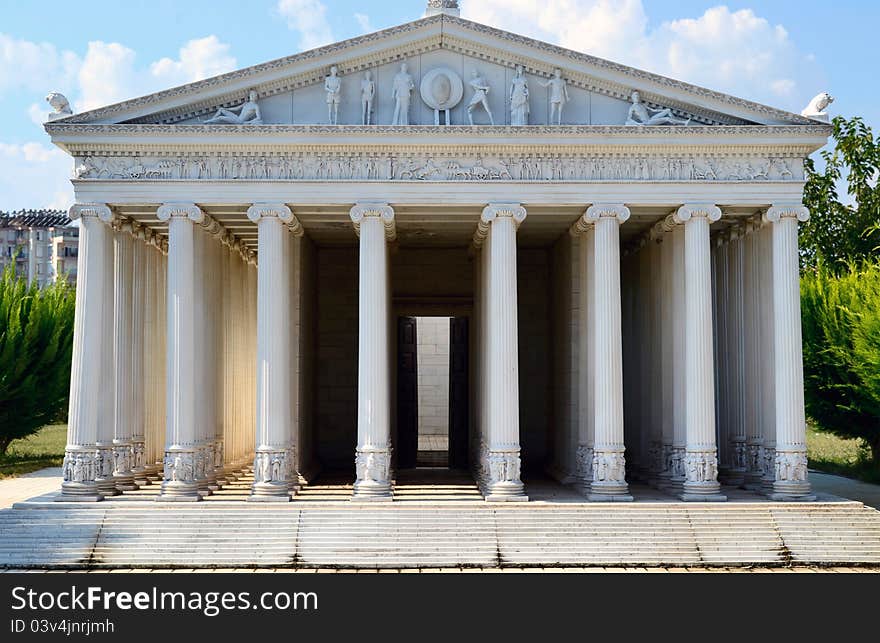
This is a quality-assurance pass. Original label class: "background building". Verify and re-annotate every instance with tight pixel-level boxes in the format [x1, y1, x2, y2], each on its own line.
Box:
[0, 210, 78, 286]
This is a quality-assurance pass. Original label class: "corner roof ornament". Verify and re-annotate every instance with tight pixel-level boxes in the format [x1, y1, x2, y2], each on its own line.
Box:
[425, 1, 460, 17]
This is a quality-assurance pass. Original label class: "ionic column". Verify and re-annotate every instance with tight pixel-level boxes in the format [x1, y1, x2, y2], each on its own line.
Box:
[58, 204, 115, 502]
[111, 219, 137, 491]
[569, 216, 594, 494]
[758, 221, 777, 494]
[665, 217, 687, 493]
[713, 235, 730, 480]
[130, 226, 148, 485]
[725, 225, 747, 485]
[675, 204, 726, 501]
[653, 217, 676, 487]
[742, 219, 764, 489]
[156, 203, 205, 502]
[474, 203, 528, 501]
[350, 203, 395, 501]
[587, 204, 632, 502]
[766, 205, 814, 500]
[247, 204, 303, 501]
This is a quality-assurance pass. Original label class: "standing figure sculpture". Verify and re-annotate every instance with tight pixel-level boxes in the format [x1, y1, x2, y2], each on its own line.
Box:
[391, 62, 415, 125]
[538, 68, 569, 125]
[510, 65, 530, 125]
[204, 90, 262, 125]
[626, 90, 690, 126]
[361, 70, 375, 125]
[466, 70, 494, 125]
[325, 66, 342, 125]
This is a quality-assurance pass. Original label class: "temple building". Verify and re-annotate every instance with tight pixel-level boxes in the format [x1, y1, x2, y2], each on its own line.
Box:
[45, 1, 829, 505]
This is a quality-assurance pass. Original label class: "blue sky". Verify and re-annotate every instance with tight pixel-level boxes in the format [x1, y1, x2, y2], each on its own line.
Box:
[0, 0, 872, 210]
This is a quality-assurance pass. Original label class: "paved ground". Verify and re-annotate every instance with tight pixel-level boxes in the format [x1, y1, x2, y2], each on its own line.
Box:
[0, 467, 62, 509]
[809, 471, 880, 510]
[2, 566, 877, 573]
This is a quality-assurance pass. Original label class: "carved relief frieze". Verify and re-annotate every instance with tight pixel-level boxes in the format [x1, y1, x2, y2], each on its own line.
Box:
[73, 151, 803, 183]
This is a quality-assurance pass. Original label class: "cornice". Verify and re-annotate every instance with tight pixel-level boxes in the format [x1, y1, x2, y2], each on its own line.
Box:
[47, 123, 831, 138]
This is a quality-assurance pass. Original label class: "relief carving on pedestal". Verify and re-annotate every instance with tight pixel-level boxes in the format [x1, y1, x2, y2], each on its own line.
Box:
[355, 450, 390, 483]
[592, 450, 626, 483]
[774, 451, 808, 482]
[684, 450, 719, 483]
[488, 451, 521, 484]
[163, 451, 195, 483]
[62, 451, 98, 483]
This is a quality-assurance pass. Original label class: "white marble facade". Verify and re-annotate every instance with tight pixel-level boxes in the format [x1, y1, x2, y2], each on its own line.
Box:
[49, 5, 827, 503]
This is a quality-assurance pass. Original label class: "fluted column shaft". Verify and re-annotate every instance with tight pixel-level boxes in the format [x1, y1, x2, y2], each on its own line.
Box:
[676, 204, 725, 501]
[350, 204, 395, 500]
[129, 228, 147, 485]
[587, 204, 632, 501]
[713, 238, 729, 477]
[474, 203, 528, 501]
[742, 221, 764, 488]
[767, 205, 814, 500]
[110, 221, 136, 492]
[656, 217, 676, 485]
[156, 203, 205, 501]
[726, 228, 747, 484]
[248, 204, 302, 501]
[570, 219, 595, 493]
[59, 204, 115, 501]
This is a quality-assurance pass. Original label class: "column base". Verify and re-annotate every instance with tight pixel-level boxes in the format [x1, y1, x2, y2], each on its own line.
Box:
[768, 492, 816, 502]
[741, 472, 764, 491]
[352, 480, 393, 501]
[485, 494, 529, 503]
[681, 481, 726, 502]
[96, 479, 120, 497]
[157, 479, 202, 502]
[113, 474, 139, 492]
[249, 481, 292, 502]
[57, 481, 103, 503]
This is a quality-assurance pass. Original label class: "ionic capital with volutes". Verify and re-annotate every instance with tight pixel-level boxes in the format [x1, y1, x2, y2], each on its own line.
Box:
[69, 203, 115, 226]
[674, 203, 722, 224]
[350, 203, 396, 241]
[473, 203, 526, 247]
[586, 203, 631, 223]
[157, 202, 205, 225]
[765, 204, 810, 223]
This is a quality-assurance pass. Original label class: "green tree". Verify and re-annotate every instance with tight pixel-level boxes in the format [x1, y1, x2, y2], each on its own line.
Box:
[0, 262, 75, 455]
[802, 116, 880, 270]
[801, 262, 880, 470]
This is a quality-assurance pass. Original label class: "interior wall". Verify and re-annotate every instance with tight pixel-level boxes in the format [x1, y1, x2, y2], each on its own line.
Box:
[315, 247, 359, 470]
[518, 247, 553, 471]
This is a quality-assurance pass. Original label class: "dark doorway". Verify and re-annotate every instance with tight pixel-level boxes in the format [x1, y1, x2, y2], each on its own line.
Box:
[396, 316, 469, 469]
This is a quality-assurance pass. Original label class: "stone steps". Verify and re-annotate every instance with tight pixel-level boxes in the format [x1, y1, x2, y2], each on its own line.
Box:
[2, 503, 879, 568]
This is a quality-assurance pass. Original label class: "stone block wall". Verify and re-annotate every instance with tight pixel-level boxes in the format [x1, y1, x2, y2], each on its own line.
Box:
[416, 317, 450, 438]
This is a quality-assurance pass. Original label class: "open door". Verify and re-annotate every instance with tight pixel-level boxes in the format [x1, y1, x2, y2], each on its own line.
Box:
[448, 317, 469, 469]
[397, 316, 418, 469]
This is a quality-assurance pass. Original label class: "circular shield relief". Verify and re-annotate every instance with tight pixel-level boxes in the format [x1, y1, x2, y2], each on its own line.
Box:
[420, 67, 464, 110]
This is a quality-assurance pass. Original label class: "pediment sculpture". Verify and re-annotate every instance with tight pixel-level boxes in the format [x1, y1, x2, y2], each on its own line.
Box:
[626, 90, 690, 126]
[467, 69, 494, 125]
[510, 65, 530, 126]
[204, 90, 263, 125]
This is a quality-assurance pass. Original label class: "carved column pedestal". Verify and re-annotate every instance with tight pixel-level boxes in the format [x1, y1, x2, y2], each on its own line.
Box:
[351, 204, 395, 501]
[586, 205, 632, 502]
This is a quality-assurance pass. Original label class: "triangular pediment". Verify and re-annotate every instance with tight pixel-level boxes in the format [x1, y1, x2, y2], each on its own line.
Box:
[54, 14, 814, 128]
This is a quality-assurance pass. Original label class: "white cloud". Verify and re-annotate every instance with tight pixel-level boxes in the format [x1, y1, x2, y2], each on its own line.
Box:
[354, 13, 375, 34]
[463, 1, 822, 111]
[149, 36, 237, 87]
[277, 0, 334, 50]
[0, 142, 73, 211]
[0, 33, 80, 93]
[75, 41, 139, 112]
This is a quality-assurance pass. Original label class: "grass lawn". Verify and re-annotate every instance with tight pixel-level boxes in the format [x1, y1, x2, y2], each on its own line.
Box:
[807, 423, 879, 484]
[0, 424, 67, 479]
